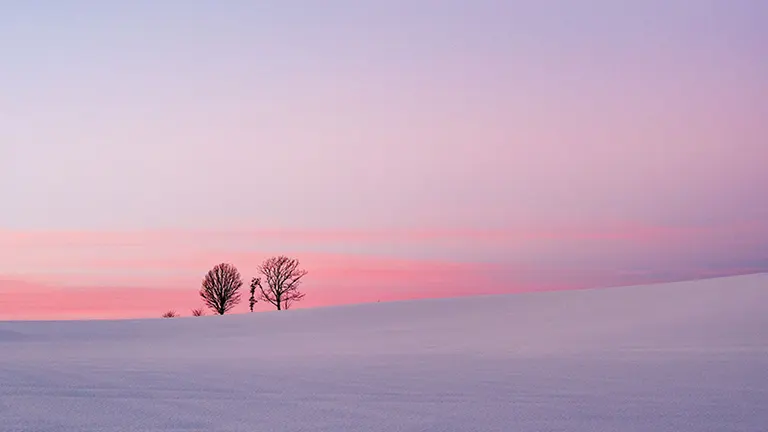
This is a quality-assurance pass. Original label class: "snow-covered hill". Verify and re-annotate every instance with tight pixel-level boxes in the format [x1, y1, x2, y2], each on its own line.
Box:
[1, 274, 767, 431]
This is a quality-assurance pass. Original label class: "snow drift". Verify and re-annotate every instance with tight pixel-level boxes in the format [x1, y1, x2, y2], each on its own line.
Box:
[1, 274, 766, 431]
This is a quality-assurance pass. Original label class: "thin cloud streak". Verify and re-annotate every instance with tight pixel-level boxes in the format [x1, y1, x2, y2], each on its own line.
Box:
[0, 224, 743, 246]
[0, 255, 513, 319]
[5, 222, 767, 262]
[2, 222, 767, 319]
[3, 253, 765, 320]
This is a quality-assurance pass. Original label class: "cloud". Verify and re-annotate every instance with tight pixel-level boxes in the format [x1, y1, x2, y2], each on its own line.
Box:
[2, 222, 766, 319]
[0, 254, 517, 319]
[0, 280, 195, 320]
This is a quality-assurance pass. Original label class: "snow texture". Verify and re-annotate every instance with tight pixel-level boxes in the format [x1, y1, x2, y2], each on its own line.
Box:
[1, 274, 767, 431]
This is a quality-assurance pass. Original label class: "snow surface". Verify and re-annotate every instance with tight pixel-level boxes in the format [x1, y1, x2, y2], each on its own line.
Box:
[1, 274, 767, 431]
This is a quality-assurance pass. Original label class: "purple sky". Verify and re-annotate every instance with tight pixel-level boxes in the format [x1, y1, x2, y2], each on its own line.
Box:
[1, 1, 767, 318]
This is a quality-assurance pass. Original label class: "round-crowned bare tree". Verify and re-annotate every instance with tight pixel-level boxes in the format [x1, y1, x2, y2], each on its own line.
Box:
[200, 263, 243, 315]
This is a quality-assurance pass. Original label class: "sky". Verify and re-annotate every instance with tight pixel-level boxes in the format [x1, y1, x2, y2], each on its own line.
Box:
[1, 1, 767, 319]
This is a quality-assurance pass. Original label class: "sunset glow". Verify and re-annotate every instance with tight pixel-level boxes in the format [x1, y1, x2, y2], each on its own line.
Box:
[2, 1, 767, 319]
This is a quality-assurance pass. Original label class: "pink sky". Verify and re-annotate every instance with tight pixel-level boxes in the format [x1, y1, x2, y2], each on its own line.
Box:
[2, 2, 767, 319]
[2, 223, 767, 319]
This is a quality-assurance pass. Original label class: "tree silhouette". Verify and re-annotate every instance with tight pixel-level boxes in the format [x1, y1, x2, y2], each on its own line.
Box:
[249, 281, 258, 312]
[200, 263, 243, 315]
[251, 256, 308, 310]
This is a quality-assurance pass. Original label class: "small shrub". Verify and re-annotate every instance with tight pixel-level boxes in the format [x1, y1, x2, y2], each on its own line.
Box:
[162, 310, 178, 318]
[191, 307, 205, 317]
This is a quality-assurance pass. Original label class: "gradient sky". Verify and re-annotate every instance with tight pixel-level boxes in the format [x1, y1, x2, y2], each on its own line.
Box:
[2, 1, 767, 319]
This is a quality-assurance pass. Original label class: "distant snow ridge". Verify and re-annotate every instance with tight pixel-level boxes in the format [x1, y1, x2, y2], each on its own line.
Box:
[1, 273, 766, 431]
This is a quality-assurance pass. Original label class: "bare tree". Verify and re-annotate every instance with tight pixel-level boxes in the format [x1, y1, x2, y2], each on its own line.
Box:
[162, 310, 178, 318]
[199, 263, 243, 315]
[191, 307, 205, 317]
[251, 256, 308, 310]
